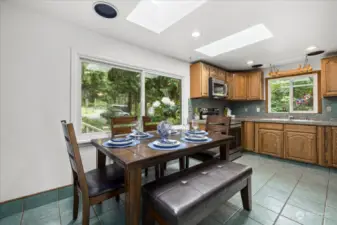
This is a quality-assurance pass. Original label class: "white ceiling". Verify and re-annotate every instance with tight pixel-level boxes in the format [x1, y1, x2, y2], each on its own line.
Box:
[7, 0, 337, 70]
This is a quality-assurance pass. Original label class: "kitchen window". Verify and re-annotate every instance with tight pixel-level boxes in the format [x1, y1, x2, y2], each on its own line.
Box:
[267, 74, 318, 113]
[79, 59, 183, 134]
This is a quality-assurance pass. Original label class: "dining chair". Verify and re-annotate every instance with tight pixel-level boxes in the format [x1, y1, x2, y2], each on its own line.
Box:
[186, 115, 232, 168]
[142, 116, 164, 178]
[111, 116, 156, 178]
[60, 120, 125, 225]
[143, 116, 186, 177]
[111, 116, 138, 136]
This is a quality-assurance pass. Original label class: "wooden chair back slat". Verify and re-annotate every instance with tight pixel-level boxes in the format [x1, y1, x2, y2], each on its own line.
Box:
[205, 116, 231, 135]
[111, 116, 138, 135]
[61, 120, 89, 197]
[142, 116, 158, 132]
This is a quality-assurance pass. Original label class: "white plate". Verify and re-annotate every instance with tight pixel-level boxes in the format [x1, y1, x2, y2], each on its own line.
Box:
[187, 130, 206, 135]
[153, 140, 180, 148]
[129, 133, 148, 138]
[107, 139, 133, 146]
[185, 136, 208, 141]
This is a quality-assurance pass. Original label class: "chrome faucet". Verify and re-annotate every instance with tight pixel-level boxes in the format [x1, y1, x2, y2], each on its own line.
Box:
[288, 114, 294, 120]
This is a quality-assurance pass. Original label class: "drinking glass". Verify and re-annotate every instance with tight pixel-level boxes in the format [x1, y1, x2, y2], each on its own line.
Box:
[191, 119, 198, 131]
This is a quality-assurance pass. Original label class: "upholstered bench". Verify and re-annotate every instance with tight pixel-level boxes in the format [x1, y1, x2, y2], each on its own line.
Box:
[142, 160, 252, 225]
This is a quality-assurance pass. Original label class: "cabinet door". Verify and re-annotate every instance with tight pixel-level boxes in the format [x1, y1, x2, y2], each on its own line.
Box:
[258, 129, 283, 157]
[243, 122, 254, 151]
[201, 64, 210, 96]
[285, 131, 317, 163]
[247, 71, 263, 100]
[209, 66, 219, 79]
[226, 72, 234, 99]
[232, 73, 247, 100]
[332, 127, 337, 167]
[219, 70, 227, 81]
[322, 57, 337, 97]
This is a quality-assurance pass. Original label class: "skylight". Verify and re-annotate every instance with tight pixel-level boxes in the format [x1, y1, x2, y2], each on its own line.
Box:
[126, 0, 207, 34]
[195, 24, 273, 57]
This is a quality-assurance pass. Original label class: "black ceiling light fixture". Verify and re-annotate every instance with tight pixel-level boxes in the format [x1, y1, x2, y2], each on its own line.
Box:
[252, 64, 263, 68]
[94, 1, 118, 19]
[307, 50, 325, 56]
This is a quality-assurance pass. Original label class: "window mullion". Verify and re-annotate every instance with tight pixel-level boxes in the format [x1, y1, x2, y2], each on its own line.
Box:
[140, 71, 145, 118]
[289, 81, 293, 113]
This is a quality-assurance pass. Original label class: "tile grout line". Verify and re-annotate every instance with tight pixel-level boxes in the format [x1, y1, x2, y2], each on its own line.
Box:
[19, 200, 24, 225]
[57, 188, 61, 225]
[271, 172, 304, 225]
[322, 170, 331, 225]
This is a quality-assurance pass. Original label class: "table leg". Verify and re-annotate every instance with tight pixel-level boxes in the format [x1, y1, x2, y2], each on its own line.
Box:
[96, 149, 106, 169]
[220, 142, 230, 161]
[125, 167, 142, 225]
[179, 157, 186, 170]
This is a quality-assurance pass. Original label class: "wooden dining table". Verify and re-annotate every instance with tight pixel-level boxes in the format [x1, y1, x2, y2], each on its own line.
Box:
[91, 131, 234, 225]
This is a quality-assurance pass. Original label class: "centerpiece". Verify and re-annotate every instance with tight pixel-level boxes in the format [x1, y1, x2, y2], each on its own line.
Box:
[148, 97, 178, 140]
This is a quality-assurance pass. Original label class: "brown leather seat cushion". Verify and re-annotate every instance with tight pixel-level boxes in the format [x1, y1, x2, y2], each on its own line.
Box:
[142, 160, 252, 225]
[190, 147, 220, 161]
[85, 164, 124, 197]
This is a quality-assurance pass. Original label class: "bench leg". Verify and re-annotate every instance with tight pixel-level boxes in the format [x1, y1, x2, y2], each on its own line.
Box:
[240, 177, 252, 211]
[142, 199, 155, 225]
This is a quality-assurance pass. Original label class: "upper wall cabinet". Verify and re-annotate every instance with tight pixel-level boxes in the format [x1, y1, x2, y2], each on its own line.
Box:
[232, 73, 247, 100]
[230, 71, 263, 100]
[190, 62, 210, 98]
[247, 71, 264, 100]
[322, 56, 337, 97]
[190, 62, 263, 100]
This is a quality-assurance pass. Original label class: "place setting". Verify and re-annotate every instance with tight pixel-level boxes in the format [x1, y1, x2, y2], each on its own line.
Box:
[148, 120, 187, 151]
[181, 120, 212, 143]
[103, 121, 153, 148]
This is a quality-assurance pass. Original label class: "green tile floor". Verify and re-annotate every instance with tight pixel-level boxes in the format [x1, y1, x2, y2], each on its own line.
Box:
[1, 153, 337, 225]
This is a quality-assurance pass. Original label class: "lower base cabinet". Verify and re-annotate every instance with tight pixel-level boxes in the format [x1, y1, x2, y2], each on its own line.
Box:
[258, 129, 284, 157]
[284, 131, 317, 163]
[331, 127, 337, 167]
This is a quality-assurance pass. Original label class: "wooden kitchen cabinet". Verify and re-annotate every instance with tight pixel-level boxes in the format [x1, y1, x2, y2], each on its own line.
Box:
[258, 129, 284, 157]
[190, 62, 210, 98]
[230, 71, 263, 100]
[232, 73, 247, 100]
[226, 72, 234, 99]
[284, 131, 317, 163]
[209, 66, 219, 79]
[219, 70, 227, 82]
[322, 56, 337, 97]
[247, 71, 263, 100]
[331, 127, 337, 167]
[242, 122, 254, 151]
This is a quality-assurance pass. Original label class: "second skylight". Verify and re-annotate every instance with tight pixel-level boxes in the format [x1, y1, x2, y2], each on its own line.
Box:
[195, 24, 273, 57]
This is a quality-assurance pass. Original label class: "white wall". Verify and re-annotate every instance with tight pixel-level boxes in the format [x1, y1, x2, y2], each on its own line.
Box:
[0, 2, 190, 202]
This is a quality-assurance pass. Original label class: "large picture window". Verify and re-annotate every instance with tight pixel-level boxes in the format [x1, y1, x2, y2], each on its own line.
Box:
[268, 74, 318, 113]
[80, 59, 182, 134]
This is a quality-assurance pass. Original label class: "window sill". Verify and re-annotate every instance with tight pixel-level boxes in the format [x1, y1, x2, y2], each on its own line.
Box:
[77, 132, 109, 147]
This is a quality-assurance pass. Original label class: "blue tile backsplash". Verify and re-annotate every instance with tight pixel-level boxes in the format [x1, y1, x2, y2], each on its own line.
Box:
[230, 97, 337, 120]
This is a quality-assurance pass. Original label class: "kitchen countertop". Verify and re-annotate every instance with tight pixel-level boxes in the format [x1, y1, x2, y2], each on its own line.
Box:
[232, 117, 337, 126]
[191, 117, 337, 126]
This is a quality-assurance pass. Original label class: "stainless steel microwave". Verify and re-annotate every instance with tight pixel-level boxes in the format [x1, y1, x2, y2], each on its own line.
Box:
[209, 77, 228, 98]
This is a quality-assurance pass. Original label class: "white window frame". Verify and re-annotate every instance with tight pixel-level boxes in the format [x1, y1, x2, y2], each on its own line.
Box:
[70, 49, 186, 141]
[268, 74, 318, 113]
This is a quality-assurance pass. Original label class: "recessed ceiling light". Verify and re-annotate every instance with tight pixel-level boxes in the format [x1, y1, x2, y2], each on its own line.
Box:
[195, 24, 273, 57]
[93, 1, 118, 19]
[127, 0, 207, 34]
[192, 31, 201, 38]
[246, 60, 254, 65]
[306, 45, 317, 51]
